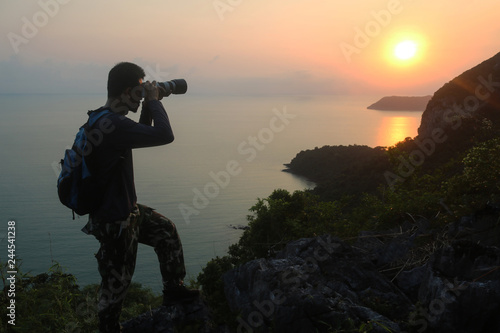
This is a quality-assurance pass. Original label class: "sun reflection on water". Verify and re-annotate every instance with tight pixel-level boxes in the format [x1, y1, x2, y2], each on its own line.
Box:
[377, 115, 421, 147]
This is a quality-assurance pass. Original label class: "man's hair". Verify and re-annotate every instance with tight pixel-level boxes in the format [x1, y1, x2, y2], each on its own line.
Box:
[107, 62, 146, 98]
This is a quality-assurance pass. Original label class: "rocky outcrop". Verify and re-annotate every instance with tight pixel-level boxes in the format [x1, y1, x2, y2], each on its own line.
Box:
[223, 207, 500, 333]
[223, 235, 413, 332]
[408, 242, 500, 333]
[121, 298, 217, 333]
[417, 52, 500, 139]
[118, 206, 500, 332]
[367, 96, 432, 111]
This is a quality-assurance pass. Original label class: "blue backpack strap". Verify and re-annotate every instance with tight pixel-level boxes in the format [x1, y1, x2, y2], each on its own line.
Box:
[88, 108, 112, 128]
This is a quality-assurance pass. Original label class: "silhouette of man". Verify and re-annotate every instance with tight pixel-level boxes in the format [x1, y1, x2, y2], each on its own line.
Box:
[81, 62, 198, 333]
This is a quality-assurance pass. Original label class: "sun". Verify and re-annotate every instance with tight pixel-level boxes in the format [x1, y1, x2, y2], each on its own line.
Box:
[394, 40, 418, 60]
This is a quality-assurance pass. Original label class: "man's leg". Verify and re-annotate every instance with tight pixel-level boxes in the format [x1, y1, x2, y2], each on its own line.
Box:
[136, 204, 186, 284]
[95, 216, 140, 332]
[136, 204, 198, 304]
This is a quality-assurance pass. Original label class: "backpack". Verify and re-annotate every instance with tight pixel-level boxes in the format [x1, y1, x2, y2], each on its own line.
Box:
[57, 109, 112, 219]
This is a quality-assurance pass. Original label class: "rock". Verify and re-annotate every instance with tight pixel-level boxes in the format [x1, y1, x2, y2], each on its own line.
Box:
[395, 265, 428, 302]
[121, 298, 220, 333]
[353, 216, 430, 275]
[223, 216, 500, 332]
[408, 241, 500, 333]
[223, 235, 413, 332]
[446, 205, 500, 246]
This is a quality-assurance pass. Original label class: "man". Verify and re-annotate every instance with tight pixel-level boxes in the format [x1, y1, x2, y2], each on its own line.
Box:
[81, 62, 198, 333]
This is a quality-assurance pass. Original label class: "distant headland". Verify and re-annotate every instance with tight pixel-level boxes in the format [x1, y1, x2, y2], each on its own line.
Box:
[367, 95, 432, 111]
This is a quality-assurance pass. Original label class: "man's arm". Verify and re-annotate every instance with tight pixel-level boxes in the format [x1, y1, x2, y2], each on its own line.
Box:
[139, 81, 169, 126]
[107, 100, 174, 149]
[106, 81, 175, 149]
[138, 103, 152, 126]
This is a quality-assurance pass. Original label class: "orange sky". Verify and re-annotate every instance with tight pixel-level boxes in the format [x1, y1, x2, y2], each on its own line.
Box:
[0, 0, 499, 95]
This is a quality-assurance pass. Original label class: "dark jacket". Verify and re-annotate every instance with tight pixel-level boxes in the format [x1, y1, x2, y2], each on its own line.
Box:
[89, 100, 174, 221]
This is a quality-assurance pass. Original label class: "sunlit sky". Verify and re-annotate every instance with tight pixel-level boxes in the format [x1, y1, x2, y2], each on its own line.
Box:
[1, 0, 499, 95]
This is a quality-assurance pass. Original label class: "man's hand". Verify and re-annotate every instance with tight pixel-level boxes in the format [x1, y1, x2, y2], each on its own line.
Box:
[143, 81, 169, 102]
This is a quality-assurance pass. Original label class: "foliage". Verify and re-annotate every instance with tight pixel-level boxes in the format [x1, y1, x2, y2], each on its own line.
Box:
[443, 137, 500, 217]
[196, 256, 237, 328]
[196, 189, 342, 327]
[0, 261, 161, 332]
[120, 282, 162, 321]
[286, 145, 391, 201]
[229, 189, 341, 262]
[0, 261, 88, 333]
[461, 137, 500, 195]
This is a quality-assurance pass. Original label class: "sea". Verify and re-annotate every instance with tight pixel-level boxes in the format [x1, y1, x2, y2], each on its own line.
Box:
[0, 93, 422, 293]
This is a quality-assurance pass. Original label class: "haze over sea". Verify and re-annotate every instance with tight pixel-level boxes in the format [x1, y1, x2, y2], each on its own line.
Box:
[0, 93, 422, 293]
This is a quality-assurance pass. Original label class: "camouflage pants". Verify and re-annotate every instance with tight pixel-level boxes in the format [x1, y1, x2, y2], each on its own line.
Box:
[91, 204, 186, 332]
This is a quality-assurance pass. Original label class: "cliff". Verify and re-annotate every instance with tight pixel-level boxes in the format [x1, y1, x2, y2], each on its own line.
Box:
[367, 95, 432, 111]
[418, 52, 500, 139]
[224, 210, 500, 332]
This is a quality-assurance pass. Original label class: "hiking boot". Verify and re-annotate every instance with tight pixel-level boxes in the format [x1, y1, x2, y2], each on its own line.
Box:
[163, 284, 200, 306]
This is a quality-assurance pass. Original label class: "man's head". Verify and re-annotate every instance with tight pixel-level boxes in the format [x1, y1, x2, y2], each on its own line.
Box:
[107, 62, 145, 98]
[106, 62, 145, 114]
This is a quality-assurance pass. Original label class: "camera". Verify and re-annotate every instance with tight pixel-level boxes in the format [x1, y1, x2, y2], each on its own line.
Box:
[138, 79, 187, 104]
[157, 79, 188, 95]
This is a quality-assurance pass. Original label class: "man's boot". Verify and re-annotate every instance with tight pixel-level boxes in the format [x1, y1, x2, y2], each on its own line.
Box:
[162, 282, 200, 306]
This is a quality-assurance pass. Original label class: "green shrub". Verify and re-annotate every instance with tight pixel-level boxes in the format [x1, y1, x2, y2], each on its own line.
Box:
[196, 256, 237, 328]
[197, 189, 342, 327]
[0, 261, 161, 332]
[444, 137, 500, 216]
[230, 189, 341, 261]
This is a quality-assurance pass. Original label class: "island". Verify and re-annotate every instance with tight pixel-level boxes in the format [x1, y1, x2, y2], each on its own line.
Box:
[367, 95, 432, 111]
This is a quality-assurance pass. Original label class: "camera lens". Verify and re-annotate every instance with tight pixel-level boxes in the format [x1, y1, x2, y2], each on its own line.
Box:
[160, 79, 188, 95]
